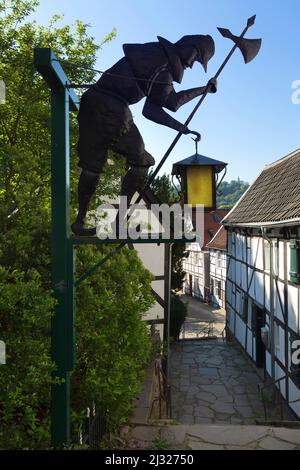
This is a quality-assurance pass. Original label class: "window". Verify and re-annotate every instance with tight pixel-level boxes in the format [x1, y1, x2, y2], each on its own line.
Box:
[216, 251, 222, 268]
[290, 240, 300, 284]
[211, 278, 215, 295]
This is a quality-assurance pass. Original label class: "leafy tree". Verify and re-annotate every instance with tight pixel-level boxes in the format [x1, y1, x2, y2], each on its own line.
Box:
[0, 0, 154, 449]
[217, 179, 249, 208]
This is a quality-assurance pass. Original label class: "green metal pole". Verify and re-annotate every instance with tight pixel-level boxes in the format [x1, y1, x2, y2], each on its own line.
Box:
[34, 48, 79, 449]
[51, 86, 75, 448]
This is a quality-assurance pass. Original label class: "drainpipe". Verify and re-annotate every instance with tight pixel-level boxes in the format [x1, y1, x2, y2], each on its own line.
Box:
[261, 227, 275, 381]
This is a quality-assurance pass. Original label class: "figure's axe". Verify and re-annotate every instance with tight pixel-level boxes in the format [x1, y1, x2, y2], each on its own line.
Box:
[140, 15, 262, 196]
[217, 15, 262, 69]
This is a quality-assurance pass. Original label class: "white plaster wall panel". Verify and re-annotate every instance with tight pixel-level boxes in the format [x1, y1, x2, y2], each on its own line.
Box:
[275, 363, 286, 398]
[265, 351, 272, 377]
[151, 280, 165, 299]
[246, 329, 253, 357]
[236, 261, 242, 288]
[241, 262, 247, 292]
[222, 256, 227, 270]
[286, 245, 291, 278]
[249, 237, 259, 266]
[288, 284, 298, 333]
[226, 281, 232, 306]
[231, 258, 236, 284]
[236, 234, 240, 259]
[274, 280, 285, 323]
[235, 315, 246, 347]
[241, 235, 247, 263]
[236, 234, 243, 261]
[288, 379, 300, 418]
[227, 232, 233, 256]
[275, 323, 285, 366]
[254, 271, 264, 306]
[227, 257, 232, 281]
[189, 242, 201, 252]
[257, 238, 264, 271]
[216, 268, 222, 279]
[144, 302, 164, 320]
[227, 306, 235, 334]
[265, 274, 270, 312]
[278, 241, 285, 280]
[134, 244, 165, 275]
[235, 289, 241, 313]
[248, 268, 255, 298]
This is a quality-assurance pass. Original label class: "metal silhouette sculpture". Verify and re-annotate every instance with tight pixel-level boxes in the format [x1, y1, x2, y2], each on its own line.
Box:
[72, 17, 261, 236]
[71, 34, 217, 236]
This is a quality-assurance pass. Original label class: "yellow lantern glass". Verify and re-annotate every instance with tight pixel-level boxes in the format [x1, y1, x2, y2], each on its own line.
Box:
[186, 165, 213, 207]
[172, 153, 227, 211]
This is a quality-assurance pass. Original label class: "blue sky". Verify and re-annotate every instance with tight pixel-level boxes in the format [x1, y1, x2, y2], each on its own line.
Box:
[31, 0, 300, 184]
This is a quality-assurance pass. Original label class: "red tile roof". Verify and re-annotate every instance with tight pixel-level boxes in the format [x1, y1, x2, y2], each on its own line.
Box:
[206, 226, 227, 251]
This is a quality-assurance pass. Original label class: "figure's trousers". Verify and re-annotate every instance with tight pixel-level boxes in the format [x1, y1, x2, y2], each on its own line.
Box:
[77, 88, 155, 199]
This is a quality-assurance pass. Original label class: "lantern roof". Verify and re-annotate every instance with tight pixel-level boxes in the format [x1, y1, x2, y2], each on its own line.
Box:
[172, 153, 227, 175]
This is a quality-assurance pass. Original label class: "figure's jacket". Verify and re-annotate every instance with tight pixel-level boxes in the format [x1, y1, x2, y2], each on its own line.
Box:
[92, 37, 184, 105]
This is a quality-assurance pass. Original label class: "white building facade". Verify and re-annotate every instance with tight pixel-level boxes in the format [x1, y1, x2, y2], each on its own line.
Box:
[183, 210, 228, 303]
[207, 227, 227, 309]
[223, 149, 300, 418]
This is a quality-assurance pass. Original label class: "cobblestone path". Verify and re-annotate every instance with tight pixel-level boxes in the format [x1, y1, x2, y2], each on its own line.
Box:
[170, 339, 283, 425]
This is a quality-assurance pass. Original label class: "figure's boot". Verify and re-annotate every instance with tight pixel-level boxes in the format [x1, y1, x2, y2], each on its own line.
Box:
[120, 165, 149, 202]
[71, 170, 100, 236]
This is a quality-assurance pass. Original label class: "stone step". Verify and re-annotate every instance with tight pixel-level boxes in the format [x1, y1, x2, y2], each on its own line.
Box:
[120, 423, 300, 450]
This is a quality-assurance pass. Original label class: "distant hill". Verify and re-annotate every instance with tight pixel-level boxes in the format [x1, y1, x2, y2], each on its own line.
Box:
[217, 178, 249, 209]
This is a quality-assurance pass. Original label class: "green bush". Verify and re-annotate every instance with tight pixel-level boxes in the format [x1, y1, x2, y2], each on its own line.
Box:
[169, 295, 187, 340]
[0, 1, 154, 449]
[72, 245, 154, 433]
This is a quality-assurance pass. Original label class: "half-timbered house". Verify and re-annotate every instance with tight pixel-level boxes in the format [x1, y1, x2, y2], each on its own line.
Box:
[223, 148, 300, 418]
[183, 209, 229, 301]
[206, 226, 227, 309]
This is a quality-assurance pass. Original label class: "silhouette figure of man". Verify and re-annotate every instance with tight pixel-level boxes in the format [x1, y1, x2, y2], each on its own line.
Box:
[72, 34, 217, 236]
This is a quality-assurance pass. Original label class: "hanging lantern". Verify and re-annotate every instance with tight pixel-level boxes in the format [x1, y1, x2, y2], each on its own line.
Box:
[172, 139, 227, 211]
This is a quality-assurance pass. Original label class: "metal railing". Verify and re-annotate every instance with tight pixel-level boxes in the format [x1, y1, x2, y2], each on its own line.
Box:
[258, 369, 300, 422]
[180, 320, 216, 340]
[149, 358, 171, 420]
[77, 403, 107, 449]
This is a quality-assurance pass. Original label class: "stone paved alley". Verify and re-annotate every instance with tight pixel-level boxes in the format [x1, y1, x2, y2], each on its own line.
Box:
[170, 339, 282, 425]
[179, 295, 226, 339]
